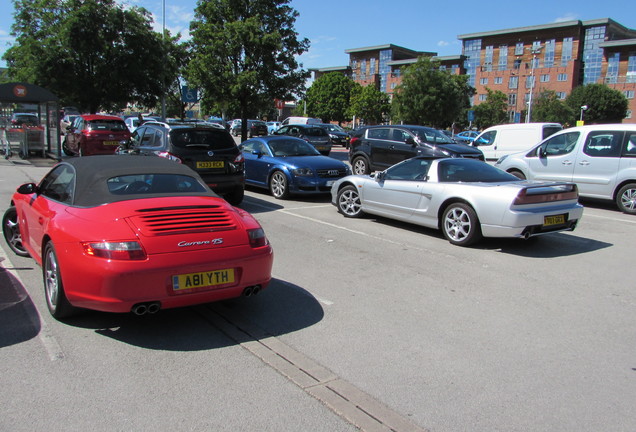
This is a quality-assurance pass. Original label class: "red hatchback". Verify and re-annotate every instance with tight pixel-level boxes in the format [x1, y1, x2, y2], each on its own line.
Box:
[63, 114, 130, 156]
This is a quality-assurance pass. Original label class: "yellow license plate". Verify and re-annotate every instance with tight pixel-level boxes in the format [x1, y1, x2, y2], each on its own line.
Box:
[196, 161, 224, 169]
[103, 141, 119, 146]
[544, 214, 566, 226]
[172, 268, 235, 291]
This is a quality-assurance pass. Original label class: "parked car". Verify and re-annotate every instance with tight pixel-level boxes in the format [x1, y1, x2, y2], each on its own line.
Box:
[273, 124, 332, 155]
[453, 130, 479, 144]
[472, 122, 562, 160]
[348, 124, 484, 175]
[124, 122, 245, 205]
[266, 121, 281, 134]
[495, 124, 636, 214]
[62, 114, 130, 156]
[316, 123, 351, 148]
[332, 157, 583, 246]
[2, 155, 273, 319]
[10, 113, 39, 127]
[124, 116, 156, 133]
[240, 136, 350, 199]
[230, 119, 268, 137]
[281, 116, 322, 125]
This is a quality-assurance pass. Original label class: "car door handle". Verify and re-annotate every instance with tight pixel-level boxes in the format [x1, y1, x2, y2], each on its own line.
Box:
[561, 160, 573, 166]
[578, 160, 590, 166]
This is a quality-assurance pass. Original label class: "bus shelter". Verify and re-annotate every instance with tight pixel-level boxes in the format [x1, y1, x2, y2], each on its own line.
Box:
[0, 82, 60, 160]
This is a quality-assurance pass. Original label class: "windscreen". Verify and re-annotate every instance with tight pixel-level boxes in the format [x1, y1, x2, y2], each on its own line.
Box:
[88, 120, 127, 132]
[172, 129, 236, 150]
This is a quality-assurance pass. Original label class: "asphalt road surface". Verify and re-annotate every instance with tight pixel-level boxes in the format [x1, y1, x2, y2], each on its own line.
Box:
[1, 152, 635, 432]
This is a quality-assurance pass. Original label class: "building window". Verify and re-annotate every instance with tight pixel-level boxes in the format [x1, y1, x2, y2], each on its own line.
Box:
[463, 38, 482, 88]
[513, 59, 521, 69]
[531, 41, 542, 68]
[540, 74, 550, 82]
[391, 82, 397, 90]
[561, 37, 573, 66]
[515, 42, 524, 55]
[484, 45, 494, 72]
[508, 93, 517, 105]
[370, 58, 376, 75]
[544, 39, 555, 68]
[557, 73, 568, 82]
[606, 52, 619, 84]
[480, 78, 488, 85]
[526, 75, 535, 89]
[360, 59, 367, 76]
[627, 110, 633, 119]
[583, 26, 606, 84]
[509, 76, 518, 89]
[498, 45, 508, 71]
[627, 52, 636, 83]
[479, 94, 488, 102]
[494, 77, 503, 84]
[556, 92, 566, 99]
[624, 90, 635, 99]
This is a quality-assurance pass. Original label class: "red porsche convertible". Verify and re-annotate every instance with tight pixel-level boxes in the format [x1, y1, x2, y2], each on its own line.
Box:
[2, 155, 273, 319]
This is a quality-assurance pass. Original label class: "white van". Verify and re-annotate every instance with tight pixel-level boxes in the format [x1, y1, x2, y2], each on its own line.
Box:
[281, 116, 322, 125]
[473, 122, 562, 160]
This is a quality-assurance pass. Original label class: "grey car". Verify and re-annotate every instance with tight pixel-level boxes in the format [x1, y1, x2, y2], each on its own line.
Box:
[332, 157, 583, 246]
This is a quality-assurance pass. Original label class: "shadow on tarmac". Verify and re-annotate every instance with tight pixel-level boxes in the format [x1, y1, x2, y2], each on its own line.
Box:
[0, 259, 41, 349]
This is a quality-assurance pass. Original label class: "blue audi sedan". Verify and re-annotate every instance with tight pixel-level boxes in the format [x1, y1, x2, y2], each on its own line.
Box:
[240, 136, 350, 199]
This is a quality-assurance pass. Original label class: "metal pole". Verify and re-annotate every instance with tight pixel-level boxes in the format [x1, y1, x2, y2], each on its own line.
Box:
[161, 0, 166, 120]
[526, 46, 542, 123]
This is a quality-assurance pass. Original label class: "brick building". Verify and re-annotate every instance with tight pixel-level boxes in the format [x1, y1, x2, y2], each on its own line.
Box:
[312, 18, 636, 124]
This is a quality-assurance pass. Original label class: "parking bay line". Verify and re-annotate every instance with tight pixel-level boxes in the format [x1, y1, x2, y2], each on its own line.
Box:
[197, 302, 429, 432]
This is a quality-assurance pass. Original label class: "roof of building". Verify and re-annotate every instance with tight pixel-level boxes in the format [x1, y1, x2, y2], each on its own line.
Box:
[599, 38, 636, 48]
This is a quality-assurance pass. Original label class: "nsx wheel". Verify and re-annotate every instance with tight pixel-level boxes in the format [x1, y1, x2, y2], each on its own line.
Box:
[441, 203, 482, 246]
[337, 185, 363, 218]
[43, 242, 76, 319]
[616, 183, 636, 215]
[269, 171, 289, 199]
[352, 156, 370, 175]
[2, 206, 29, 257]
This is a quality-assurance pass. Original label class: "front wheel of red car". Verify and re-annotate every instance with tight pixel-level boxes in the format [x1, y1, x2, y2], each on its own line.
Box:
[43, 242, 77, 319]
[2, 206, 30, 257]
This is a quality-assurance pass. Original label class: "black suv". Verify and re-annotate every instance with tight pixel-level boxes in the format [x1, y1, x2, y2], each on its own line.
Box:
[126, 122, 245, 205]
[273, 124, 332, 155]
[349, 125, 485, 174]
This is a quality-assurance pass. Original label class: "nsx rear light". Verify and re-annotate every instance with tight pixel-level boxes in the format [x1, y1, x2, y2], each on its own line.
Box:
[82, 241, 147, 260]
[513, 185, 578, 205]
[247, 228, 268, 248]
[155, 151, 182, 163]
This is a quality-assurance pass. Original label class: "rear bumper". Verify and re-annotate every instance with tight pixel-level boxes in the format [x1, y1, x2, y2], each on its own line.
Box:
[481, 203, 584, 239]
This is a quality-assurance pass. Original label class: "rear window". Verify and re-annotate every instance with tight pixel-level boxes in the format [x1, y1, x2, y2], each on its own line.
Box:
[88, 120, 127, 132]
[171, 129, 236, 150]
[303, 127, 328, 136]
[107, 174, 207, 195]
[438, 159, 518, 183]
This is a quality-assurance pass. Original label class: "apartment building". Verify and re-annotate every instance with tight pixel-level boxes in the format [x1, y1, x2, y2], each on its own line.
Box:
[312, 18, 636, 124]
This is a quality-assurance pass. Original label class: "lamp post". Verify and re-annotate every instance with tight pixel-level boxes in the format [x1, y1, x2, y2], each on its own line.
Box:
[161, 0, 166, 120]
[526, 45, 543, 123]
[580, 105, 588, 123]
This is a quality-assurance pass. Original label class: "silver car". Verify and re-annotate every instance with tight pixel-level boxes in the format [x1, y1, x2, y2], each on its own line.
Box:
[332, 157, 583, 246]
[495, 124, 636, 214]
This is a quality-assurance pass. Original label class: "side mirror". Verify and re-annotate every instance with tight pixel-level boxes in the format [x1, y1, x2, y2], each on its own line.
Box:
[405, 137, 416, 146]
[538, 147, 547, 158]
[375, 171, 386, 182]
[252, 150, 263, 158]
[17, 183, 37, 194]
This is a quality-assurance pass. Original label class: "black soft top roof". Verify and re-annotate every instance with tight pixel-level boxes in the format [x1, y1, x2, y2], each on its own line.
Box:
[57, 155, 216, 207]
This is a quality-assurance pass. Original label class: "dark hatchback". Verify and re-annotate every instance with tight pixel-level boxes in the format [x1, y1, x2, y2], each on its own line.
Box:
[125, 122, 245, 205]
[273, 124, 332, 155]
[348, 124, 485, 175]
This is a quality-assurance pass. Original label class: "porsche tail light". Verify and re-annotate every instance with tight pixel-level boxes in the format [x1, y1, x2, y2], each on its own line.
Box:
[82, 241, 147, 260]
[247, 228, 268, 248]
[155, 151, 182, 163]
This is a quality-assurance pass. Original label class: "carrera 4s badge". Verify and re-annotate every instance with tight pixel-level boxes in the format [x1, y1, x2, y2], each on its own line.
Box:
[177, 238, 224, 247]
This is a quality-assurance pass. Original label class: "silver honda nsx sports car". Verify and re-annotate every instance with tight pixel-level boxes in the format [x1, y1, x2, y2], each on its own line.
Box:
[331, 157, 583, 246]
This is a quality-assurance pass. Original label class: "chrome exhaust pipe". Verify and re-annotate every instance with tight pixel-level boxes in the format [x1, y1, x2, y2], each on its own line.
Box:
[243, 286, 253, 297]
[251, 286, 260, 296]
[147, 302, 161, 314]
[132, 303, 148, 315]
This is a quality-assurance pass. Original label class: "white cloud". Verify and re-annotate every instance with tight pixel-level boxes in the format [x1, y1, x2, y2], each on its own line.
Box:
[554, 13, 579, 23]
[437, 40, 450, 47]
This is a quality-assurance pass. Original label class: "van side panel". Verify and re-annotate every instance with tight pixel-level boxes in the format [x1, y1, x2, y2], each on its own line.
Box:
[475, 123, 562, 160]
[282, 117, 322, 125]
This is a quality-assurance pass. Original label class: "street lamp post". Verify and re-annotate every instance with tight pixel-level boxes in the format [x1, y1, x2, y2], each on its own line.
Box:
[580, 105, 588, 123]
[526, 45, 543, 123]
[161, 0, 166, 120]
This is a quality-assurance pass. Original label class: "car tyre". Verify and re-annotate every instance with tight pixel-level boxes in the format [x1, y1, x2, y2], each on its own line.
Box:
[352, 156, 370, 175]
[337, 185, 363, 218]
[508, 169, 526, 180]
[62, 138, 74, 156]
[616, 183, 636, 215]
[43, 242, 77, 319]
[441, 203, 482, 246]
[269, 171, 289, 199]
[225, 187, 244, 206]
[2, 206, 30, 257]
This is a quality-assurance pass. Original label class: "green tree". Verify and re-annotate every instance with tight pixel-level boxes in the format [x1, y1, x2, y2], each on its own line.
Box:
[473, 88, 508, 129]
[348, 83, 390, 125]
[305, 72, 356, 124]
[566, 83, 628, 124]
[531, 90, 575, 125]
[187, 0, 309, 140]
[4, 0, 177, 113]
[392, 57, 473, 128]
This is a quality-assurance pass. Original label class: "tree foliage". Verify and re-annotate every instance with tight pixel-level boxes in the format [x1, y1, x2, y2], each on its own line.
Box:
[392, 57, 473, 128]
[531, 91, 575, 125]
[4, 0, 178, 113]
[305, 72, 355, 124]
[187, 0, 309, 140]
[348, 83, 390, 125]
[565, 83, 628, 124]
[473, 88, 508, 129]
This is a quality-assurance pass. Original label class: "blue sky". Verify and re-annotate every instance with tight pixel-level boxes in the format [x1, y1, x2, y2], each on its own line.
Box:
[0, 0, 634, 70]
